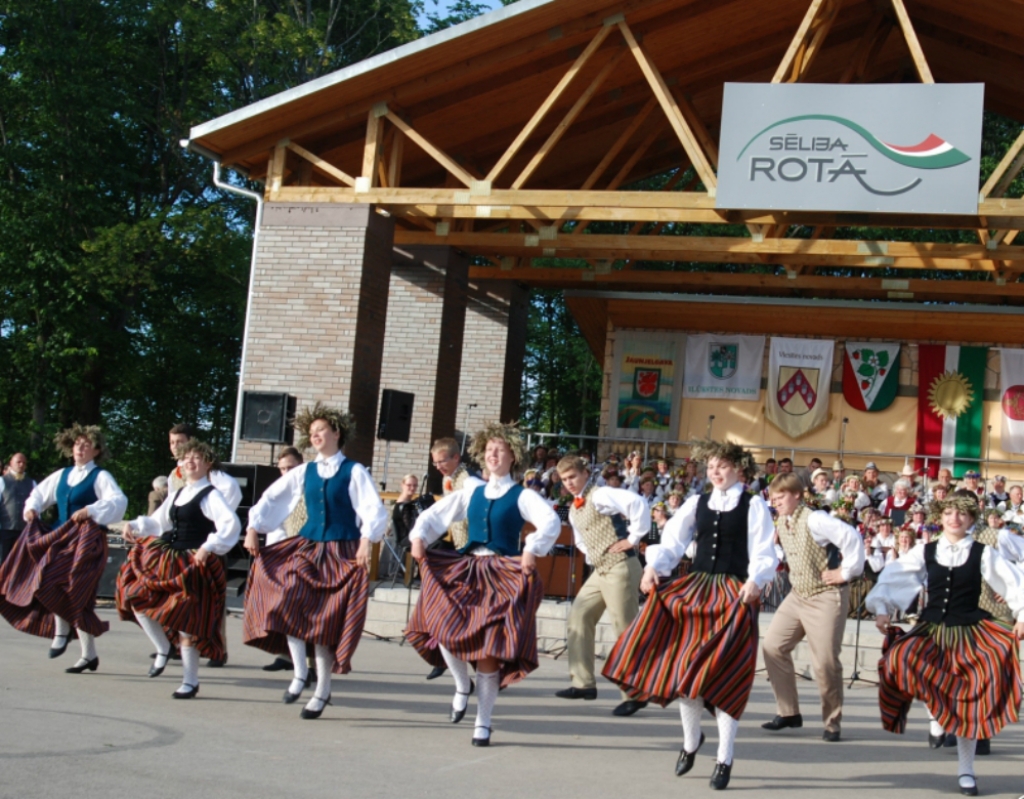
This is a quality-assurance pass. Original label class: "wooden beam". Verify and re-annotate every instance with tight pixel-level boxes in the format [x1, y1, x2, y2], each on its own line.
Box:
[670, 89, 719, 167]
[775, 0, 844, 83]
[580, 97, 658, 191]
[267, 141, 288, 197]
[361, 107, 384, 187]
[285, 141, 356, 187]
[512, 48, 627, 190]
[773, 0, 828, 82]
[486, 22, 614, 184]
[616, 19, 718, 195]
[387, 130, 404, 189]
[980, 128, 1024, 200]
[889, 0, 934, 83]
[383, 109, 475, 188]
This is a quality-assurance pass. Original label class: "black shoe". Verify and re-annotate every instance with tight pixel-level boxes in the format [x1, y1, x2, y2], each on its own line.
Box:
[426, 666, 447, 680]
[471, 726, 491, 747]
[206, 657, 227, 668]
[675, 732, 705, 776]
[710, 761, 732, 790]
[450, 680, 475, 723]
[613, 700, 649, 717]
[263, 657, 293, 672]
[48, 636, 69, 659]
[148, 652, 170, 679]
[976, 738, 990, 756]
[944, 733, 958, 747]
[958, 775, 978, 796]
[172, 684, 199, 699]
[822, 729, 841, 742]
[304, 670, 317, 689]
[65, 657, 99, 674]
[283, 681, 305, 704]
[928, 732, 947, 749]
[555, 686, 597, 700]
[300, 694, 331, 720]
[762, 713, 803, 731]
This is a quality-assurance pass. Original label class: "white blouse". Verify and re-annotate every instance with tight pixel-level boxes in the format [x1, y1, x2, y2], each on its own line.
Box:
[132, 478, 241, 555]
[24, 461, 127, 526]
[777, 509, 865, 583]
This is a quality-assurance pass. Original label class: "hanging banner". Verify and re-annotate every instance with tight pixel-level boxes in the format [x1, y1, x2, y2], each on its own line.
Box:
[610, 332, 686, 441]
[915, 345, 987, 478]
[683, 334, 764, 401]
[842, 342, 900, 411]
[999, 348, 1024, 454]
[765, 337, 835, 439]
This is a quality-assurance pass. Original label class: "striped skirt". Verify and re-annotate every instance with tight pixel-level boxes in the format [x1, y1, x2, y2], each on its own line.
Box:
[879, 620, 1022, 740]
[0, 518, 109, 639]
[115, 538, 227, 660]
[405, 549, 544, 688]
[602, 571, 758, 719]
[243, 537, 367, 675]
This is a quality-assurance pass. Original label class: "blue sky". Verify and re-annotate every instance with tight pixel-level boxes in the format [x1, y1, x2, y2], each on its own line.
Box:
[416, 1, 506, 27]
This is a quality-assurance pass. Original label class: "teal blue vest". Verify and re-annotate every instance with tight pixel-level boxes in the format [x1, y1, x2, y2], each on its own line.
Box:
[55, 467, 101, 526]
[461, 484, 526, 556]
[298, 460, 360, 542]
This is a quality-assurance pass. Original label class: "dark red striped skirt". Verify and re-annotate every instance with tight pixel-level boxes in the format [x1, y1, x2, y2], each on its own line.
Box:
[0, 518, 109, 639]
[115, 538, 227, 660]
[405, 549, 544, 688]
[879, 620, 1022, 740]
[243, 537, 367, 675]
[602, 571, 758, 719]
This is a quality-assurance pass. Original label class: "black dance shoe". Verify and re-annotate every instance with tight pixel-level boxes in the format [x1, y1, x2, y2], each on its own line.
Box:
[283, 683, 305, 704]
[761, 713, 802, 731]
[263, 657, 293, 672]
[675, 732, 705, 777]
[148, 664, 166, 678]
[426, 666, 447, 680]
[48, 637, 69, 659]
[304, 669, 317, 689]
[300, 694, 332, 720]
[150, 647, 181, 660]
[928, 732, 947, 749]
[206, 656, 227, 668]
[613, 700, 649, 717]
[709, 762, 732, 790]
[450, 680, 475, 723]
[976, 738, 991, 756]
[172, 684, 199, 699]
[471, 726, 491, 747]
[555, 686, 597, 700]
[66, 657, 99, 674]
[958, 775, 978, 796]
[822, 729, 841, 743]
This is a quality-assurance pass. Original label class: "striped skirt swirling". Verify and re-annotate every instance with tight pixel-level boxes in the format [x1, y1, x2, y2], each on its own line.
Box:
[116, 538, 227, 660]
[879, 620, 1022, 740]
[601, 571, 758, 719]
[242, 537, 367, 675]
[0, 518, 109, 639]
[404, 549, 544, 688]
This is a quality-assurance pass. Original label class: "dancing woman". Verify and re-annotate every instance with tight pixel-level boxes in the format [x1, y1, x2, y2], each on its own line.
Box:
[603, 440, 777, 790]
[117, 440, 240, 698]
[243, 403, 387, 719]
[868, 494, 1024, 797]
[0, 425, 127, 673]
[405, 422, 560, 747]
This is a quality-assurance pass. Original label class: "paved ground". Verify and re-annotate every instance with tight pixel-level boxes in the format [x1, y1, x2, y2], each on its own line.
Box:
[1, 609, 1022, 799]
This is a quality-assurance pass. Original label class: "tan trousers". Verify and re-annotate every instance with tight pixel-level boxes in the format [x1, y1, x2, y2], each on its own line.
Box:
[568, 556, 643, 700]
[762, 584, 850, 732]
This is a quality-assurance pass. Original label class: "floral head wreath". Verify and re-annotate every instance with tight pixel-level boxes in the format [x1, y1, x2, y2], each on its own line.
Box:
[176, 439, 221, 471]
[929, 494, 981, 524]
[688, 438, 757, 482]
[293, 402, 355, 450]
[468, 421, 527, 469]
[53, 424, 110, 464]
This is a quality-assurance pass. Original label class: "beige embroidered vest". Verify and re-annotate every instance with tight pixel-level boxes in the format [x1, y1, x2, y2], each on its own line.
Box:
[568, 484, 629, 575]
[972, 526, 1013, 622]
[776, 505, 833, 598]
[283, 497, 308, 539]
[446, 465, 472, 550]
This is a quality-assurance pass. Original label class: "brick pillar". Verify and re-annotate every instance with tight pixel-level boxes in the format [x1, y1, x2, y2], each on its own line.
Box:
[235, 203, 394, 467]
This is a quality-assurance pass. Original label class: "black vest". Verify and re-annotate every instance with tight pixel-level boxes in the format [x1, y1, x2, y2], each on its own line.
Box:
[692, 491, 751, 581]
[920, 540, 990, 626]
[164, 486, 216, 551]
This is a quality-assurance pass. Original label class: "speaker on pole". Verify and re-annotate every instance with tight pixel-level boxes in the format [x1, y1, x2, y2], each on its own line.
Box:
[240, 391, 295, 444]
[378, 390, 414, 442]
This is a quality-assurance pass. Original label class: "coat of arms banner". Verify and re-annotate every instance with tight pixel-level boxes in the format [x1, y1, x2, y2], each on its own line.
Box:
[765, 337, 835, 439]
[610, 332, 686, 441]
[683, 334, 764, 401]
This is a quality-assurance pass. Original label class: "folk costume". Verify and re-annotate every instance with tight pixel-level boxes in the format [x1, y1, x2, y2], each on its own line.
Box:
[603, 449, 777, 789]
[559, 481, 649, 713]
[0, 455, 126, 672]
[866, 498, 1024, 797]
[244, 449, 388, 718]
[116, 477, 240, 698]
[406, 445, 560, 747]
[761, 503, 865, 738]
[442, 464, 484, 551]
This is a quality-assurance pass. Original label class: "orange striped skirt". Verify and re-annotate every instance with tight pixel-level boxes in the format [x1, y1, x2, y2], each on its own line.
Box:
[242, 537, 367, 675]
[602, 571, 758, 719]
[116, 538, 227, 660]
[0, 518, 109, 639]
[879, 621, 1022, 739]
[405, 549, 544, 688]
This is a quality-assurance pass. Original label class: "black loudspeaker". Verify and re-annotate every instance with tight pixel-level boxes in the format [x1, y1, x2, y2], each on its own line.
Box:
[218, 462, 281, 509]
[240, 392, 295, 444]
[378, 389, 415, 442]
[96, 542, 129, 599]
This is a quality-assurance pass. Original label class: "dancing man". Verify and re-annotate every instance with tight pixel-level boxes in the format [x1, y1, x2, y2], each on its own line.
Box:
[243, 403, 387, 719]
[554, 455, 650, 717]
[761, 473, 865, 742]
[0, 425, 127, 673]
[603, 440, 777, 790]
[406, 422, 560, 747]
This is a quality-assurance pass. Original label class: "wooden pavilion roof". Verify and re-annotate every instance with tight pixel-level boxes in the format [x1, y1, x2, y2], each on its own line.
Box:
[188, 0, 1024, 306]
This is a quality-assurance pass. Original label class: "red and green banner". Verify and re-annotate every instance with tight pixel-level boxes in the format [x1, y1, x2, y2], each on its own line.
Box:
[843, 342, 899, 411]
[915, 345, 987, 478]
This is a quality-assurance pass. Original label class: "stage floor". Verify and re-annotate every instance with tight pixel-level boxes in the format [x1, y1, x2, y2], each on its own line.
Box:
[0, 608, 1021, 798]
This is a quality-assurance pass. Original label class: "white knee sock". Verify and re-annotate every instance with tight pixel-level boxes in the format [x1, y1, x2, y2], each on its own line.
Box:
[440, 646, 471, 712]
[287, 636, 309, 695]
[678, 697, 704, 753]
[179, 644, 199, 691]
[135, 612, 170, 667]
[77, 630, 97, 661]
[474, 671, 500, 739]
[303, 645, 333, 713]
[957, 736, 977, 778]
[715, 708, 739, 766]
[53, 616, 71, 648]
